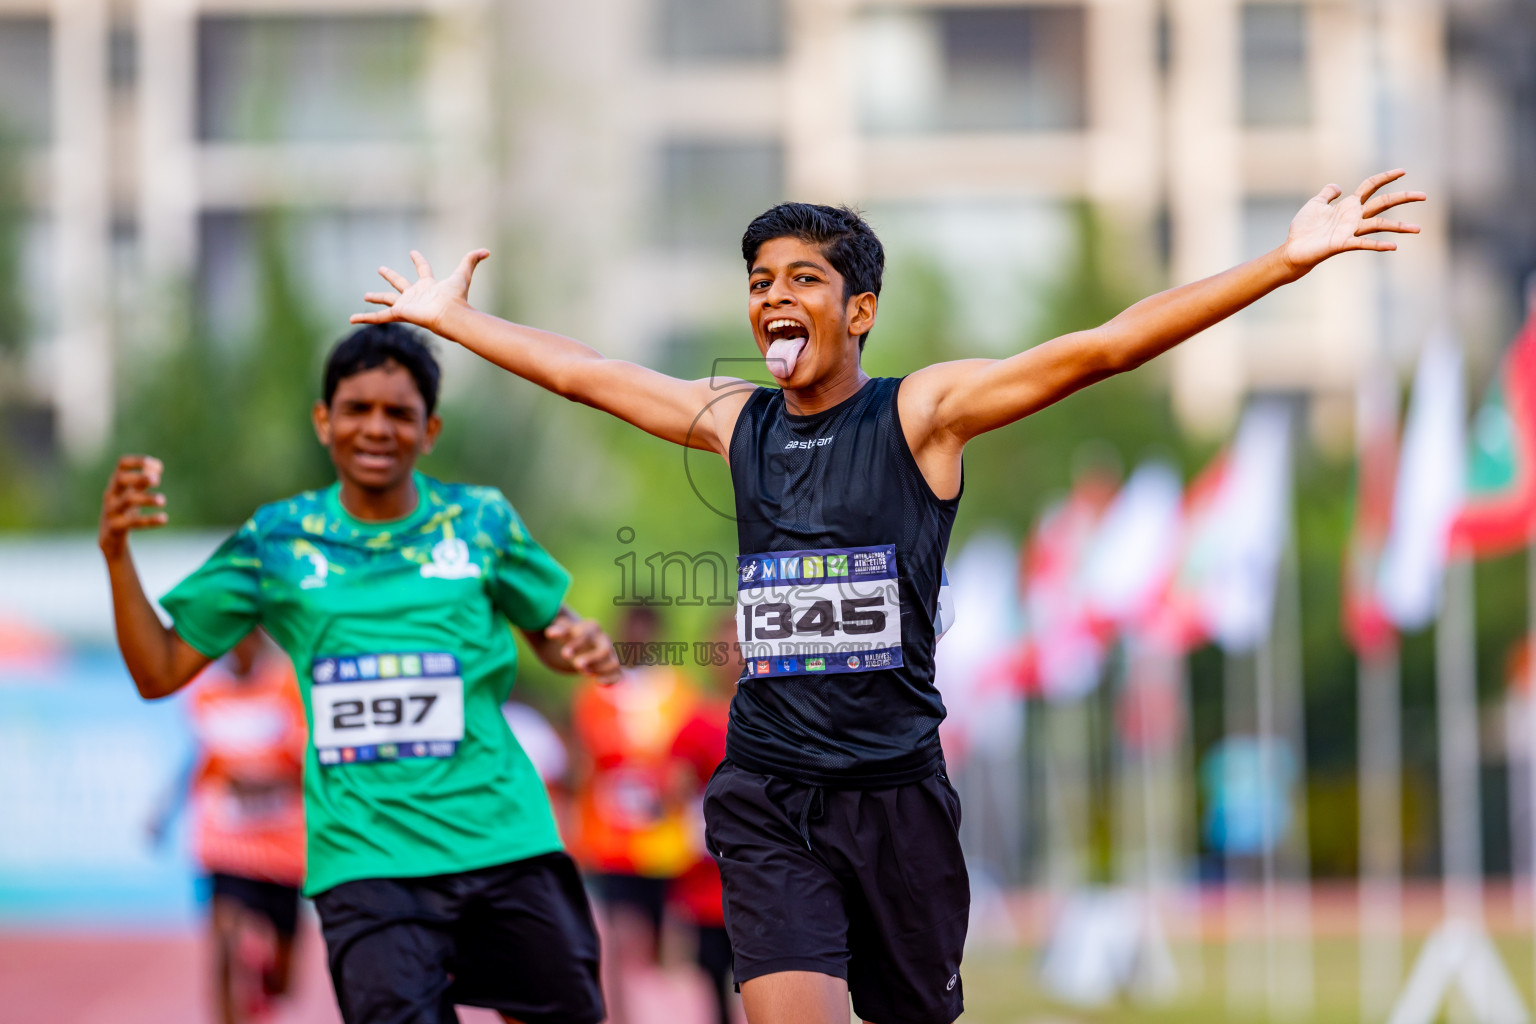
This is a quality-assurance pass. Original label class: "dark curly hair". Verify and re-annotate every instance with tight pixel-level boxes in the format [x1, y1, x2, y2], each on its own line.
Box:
[322, 323, 440, 415]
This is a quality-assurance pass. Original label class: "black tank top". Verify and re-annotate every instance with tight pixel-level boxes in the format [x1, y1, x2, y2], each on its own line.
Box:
[725, 376, 961, 787]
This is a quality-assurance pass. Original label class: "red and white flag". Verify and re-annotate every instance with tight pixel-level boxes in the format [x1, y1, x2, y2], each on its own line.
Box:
[1343, 361, 1400, 656]
[1205, 402, 1295, 653]
[1449, 309, 1536, 557]
[1020, 473, 1116, 701]
[1146, 450, 1231, 652]
[1377, 335, 1466, 630]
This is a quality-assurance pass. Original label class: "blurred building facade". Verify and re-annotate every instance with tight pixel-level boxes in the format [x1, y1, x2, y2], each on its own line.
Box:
[1, 0, 1531, 459]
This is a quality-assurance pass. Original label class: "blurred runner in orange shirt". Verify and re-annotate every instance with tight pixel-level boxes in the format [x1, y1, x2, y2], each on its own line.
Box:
[669, 613, 739, 1024]
[171, 630, 307, 1024]
[570, 607, 695, 1024]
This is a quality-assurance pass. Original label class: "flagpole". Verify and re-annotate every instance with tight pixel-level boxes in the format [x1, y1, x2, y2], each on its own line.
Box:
[1225, 649, 1260, 1014]
[1438, 554, 1484, 926]
[1524, 280, 1536, 1011]
[1256, 591, 1280, 1019]
[1360, 0, 1405, 1013]
[1359, 638, 1404, 1022]
[1274, 510, 1314, 1021]
[1527, 535, 1536, 1003]
[1177, 649, 1206, 995]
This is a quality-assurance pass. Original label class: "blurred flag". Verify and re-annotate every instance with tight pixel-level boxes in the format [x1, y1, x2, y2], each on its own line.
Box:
[936, 533, 1025, 761]
[1146, 450, 1231, 651]
[1448, 311, 1536, 557]
[1343, 362, 1400, 656]
[1020, 473, 1116, 701]
[1206, 402, 1295, 653]
[1377, 336, 1467, 630]
[1080, 461, 1185, 629]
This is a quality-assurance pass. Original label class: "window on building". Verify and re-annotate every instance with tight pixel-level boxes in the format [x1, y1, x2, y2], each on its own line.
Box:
[858, 6, 1086, 134]
[1241, 4, 1309, 128]
[198, 209, 423, 345]
[109, 24, 136, 92]
[0, 19, 51, 145]
[657, 140, 783, 250]
[198, 15, 426, 143]
[656, 0, 783, 62]
[3, 214, 55, 355]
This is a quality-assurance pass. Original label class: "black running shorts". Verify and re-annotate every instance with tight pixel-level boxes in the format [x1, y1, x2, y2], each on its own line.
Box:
[703, 760, 969, 1024]
[209, 872, 302, 938]
[313, 853, 604, 1024]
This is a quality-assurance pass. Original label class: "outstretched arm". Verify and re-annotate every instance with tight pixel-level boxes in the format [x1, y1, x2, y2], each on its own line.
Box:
[906, 170, 1426, 447]
[99, 456, 212, 699]
[352, 252, 752, 454]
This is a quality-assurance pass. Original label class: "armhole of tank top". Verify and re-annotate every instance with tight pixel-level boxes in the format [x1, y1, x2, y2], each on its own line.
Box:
[724, 386, 769, 475]
[891, 376, 963, 508]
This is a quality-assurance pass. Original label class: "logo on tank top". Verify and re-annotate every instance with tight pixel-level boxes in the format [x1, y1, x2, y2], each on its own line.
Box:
[421, 537, 482, 580]
[784, 435, 835, 450]
[299, 551, 330, 589]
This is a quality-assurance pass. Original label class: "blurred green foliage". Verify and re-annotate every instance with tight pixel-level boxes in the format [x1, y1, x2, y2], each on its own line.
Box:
[0, 129, 25, 360]
[114, 214, 335, 522]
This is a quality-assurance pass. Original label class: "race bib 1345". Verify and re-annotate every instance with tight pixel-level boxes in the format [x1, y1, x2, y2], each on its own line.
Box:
[309, 652, 465, 766]
[736, 544, 903, 678]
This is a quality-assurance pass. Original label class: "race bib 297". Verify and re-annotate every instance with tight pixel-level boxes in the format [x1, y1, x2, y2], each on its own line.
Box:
[309, 652, 465, 766]
[736, 544, 903, 678]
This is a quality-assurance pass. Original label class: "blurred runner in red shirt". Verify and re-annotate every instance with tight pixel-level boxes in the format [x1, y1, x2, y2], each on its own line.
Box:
[174, 630, 307, 1024]
[669, 614, 739, 1024]
[570, 607, 695, 1024]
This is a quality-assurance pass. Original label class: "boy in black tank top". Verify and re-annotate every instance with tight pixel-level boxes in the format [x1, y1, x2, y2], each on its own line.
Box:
[354, 171, 1425, 1024]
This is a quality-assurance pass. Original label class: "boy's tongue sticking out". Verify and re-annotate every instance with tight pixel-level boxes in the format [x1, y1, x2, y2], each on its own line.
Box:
[766, 337, 806, 381]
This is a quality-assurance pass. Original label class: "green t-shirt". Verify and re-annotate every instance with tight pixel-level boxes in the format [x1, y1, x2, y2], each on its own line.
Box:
[161, 473, 571, 895]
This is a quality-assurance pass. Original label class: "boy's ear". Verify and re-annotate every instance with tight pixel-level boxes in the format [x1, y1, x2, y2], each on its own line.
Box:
[848, 292, 878, 338]
[312, 400, 332, 446]
[421, 413, 443, 454]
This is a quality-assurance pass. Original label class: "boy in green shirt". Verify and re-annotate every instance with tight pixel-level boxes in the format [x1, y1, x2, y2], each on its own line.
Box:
[99, 324, 616, 1024]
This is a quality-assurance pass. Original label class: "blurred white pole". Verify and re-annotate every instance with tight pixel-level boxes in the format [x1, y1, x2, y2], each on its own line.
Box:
[1437, 556, 1483, 926]
[1045, 697, 1092, 895]
[1225, 651, 1261, 1014]
[1528, 538, 1536, 1003]
[51, 0, 112, 456]
[1525, 279, 1536, 1009]
[1359, 3, 1404, 1012]
[1177, 652, 1207, 994]
[1359, 640, 1404, 1022]
[136, 0, 198, 281]
[1272, 526, 1314, 1020]
[1256, 600, 1280, 1017]
[1124, 639, 1181, 1002]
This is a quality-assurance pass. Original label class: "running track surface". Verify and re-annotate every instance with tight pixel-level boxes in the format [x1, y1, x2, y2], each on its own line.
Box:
[0, 923, 721, 1024]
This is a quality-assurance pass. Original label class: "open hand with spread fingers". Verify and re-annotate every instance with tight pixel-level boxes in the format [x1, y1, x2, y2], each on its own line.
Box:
[351, 248, 491, 335]
[1281, 168, 1426, 276]
[99, 455, 169, 561]
[531, 612, 623, 686]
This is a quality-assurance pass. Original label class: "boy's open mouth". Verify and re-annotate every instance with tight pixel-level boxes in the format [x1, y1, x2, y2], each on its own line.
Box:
[764, 319, 808, 381]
